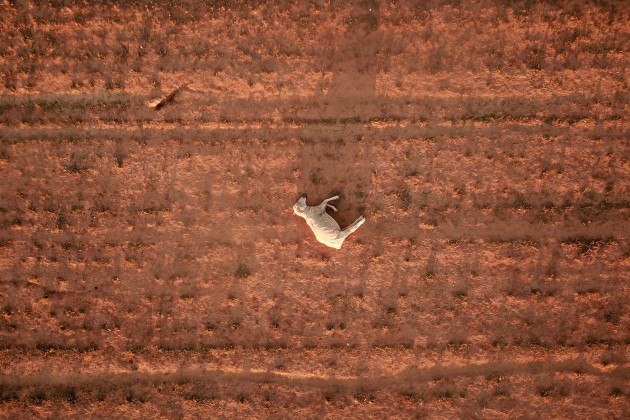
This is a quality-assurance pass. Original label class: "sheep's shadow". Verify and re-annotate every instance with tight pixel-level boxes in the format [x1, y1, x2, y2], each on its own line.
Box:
[296, 0, 385, 230]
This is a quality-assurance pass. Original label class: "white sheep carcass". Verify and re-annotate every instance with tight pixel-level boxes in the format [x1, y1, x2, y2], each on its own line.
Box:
[293, 195, 365, 249]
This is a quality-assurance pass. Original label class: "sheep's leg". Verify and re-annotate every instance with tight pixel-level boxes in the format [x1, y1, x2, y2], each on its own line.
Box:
[327, 204, 338, 212]
[341, 216, 365, 238]
[318, 195, 339, 211]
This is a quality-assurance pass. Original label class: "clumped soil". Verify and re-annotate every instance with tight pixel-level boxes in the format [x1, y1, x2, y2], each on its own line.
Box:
[0, 1, 628, 418]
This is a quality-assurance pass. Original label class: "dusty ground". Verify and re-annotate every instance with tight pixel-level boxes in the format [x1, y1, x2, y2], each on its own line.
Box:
[0, 0, 628, 418]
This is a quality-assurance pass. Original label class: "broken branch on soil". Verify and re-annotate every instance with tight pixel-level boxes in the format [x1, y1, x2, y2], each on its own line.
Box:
[148, 84, 189, 110]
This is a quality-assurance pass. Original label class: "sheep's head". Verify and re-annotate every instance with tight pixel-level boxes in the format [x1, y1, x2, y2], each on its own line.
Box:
[293, 196, 307, 216]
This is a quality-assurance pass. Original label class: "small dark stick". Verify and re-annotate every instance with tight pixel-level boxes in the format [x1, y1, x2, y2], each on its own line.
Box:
[154, 84, 188, 110]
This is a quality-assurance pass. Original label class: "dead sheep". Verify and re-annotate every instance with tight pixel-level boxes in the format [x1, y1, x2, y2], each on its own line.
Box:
[293, 195, 365, 249]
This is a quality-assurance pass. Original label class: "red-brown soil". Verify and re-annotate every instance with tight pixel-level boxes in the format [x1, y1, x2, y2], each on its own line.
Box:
[0, 1, 628, 418]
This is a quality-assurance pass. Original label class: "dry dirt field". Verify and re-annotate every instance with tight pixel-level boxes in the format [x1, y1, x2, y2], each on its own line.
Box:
[0, 0, 629, 418]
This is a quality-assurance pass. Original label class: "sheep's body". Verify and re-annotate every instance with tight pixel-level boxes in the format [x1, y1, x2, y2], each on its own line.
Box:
[293, 195, 365, 249]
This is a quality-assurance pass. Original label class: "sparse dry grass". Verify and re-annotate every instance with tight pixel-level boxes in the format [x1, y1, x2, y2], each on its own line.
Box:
[0, 0, 628, 417]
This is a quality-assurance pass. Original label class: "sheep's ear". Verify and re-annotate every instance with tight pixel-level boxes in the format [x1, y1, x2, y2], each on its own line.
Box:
[297, 196, 307, 209]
